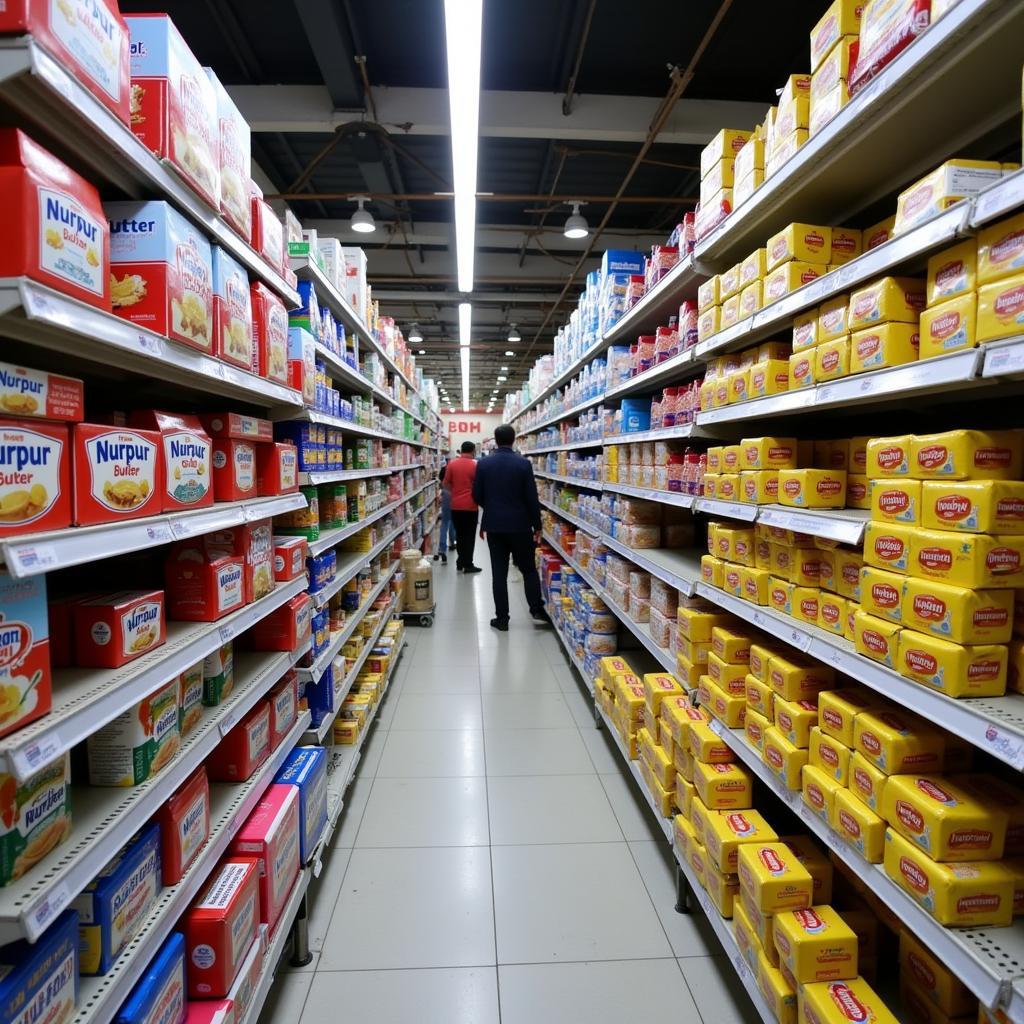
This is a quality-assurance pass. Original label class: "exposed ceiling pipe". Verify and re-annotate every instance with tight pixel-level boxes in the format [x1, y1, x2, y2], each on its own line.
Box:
[562, 0, 598, 116]
[267, 191, 698, 204]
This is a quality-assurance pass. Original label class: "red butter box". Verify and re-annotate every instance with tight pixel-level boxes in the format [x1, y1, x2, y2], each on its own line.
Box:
[0, 570, 53, 740]
[0, 361, 83, 422]
[199, 413, 272, 442]
[184, 857, 260, 998]
[211, 439, 256, 502]
[0, 129, 110, 309]
[272, 537, 307, 582]
[158, 766, 210, 885]
[169, 522, 273, 605]
[206, 702, 271, 782]
[256, 443, 298, 497]
[74, 590, 166, 668]
[0, 419, 71, 538]
[165, 550, 245, 622]
[230, 784, 300, 933]
[267, 671, 298, 749]
[250, 282, 289, 386]
[72, 423, 163, 525]
[249, 594, 312, 653]
[212, 246, 254, 370]
[249, 188, 283, 275]
[128, 410, 213, 512]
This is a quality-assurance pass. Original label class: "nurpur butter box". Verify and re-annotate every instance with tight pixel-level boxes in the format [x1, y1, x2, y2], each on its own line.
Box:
[72, 423, 163, 525]
[0, 419, 72, 537]
[0, 129, 110, 309]
[0, 361, 84, 422]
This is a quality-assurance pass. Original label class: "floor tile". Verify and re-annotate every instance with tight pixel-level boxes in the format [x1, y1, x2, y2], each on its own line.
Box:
[481, 693, 576, 730]
[499, 959, 700, 1024]
[579, 725, 621, 773]
[563, 688, 601, 729]
[257, 972, 312, 1024]
[405, 643, 481, 665]
[355, 776, 489, 847]
[483, 728, 594, 776]
[319, 846, 495, 970]
[332, 775, 372, 848]
[491, 843, 672, 963]
[300, 968, 500, 1024]
[377, 728, 486, 777]
[282, 844, 354, 972]
[390, 692, 483, 731]
[401, 662, 482, 693]
[599, 771, 669, 843]
[678, 955, 761, 1023]
[488, 775, 623, 845]
[478, 662, 563, 692]
[352, 721, 389, 777]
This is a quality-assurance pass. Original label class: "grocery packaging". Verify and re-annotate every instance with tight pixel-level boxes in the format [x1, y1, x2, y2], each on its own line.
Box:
[0, 909, 79, 1023]
[72, 423, 163, 524]
[158, 767, 210, 885]
[205, 70, 252, 238]
[206, 702, 271, 781]
[0, 361, 84, 422]
[275, 746, 328, 864]
[0, 569, 53, 739]
[0, 419, 72, 537]
[0, 752, 71, 886]
[128, 411, 213, 512]
[73, 590, 166, 668]
[211, 246, 255, 369]
[113, 932, 186, 1024]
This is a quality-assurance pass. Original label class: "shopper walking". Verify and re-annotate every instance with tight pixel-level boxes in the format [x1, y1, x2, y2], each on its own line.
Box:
[443, 441, 481, 573]
[434, 457, 458, 564]
[472, 423, 549, 631]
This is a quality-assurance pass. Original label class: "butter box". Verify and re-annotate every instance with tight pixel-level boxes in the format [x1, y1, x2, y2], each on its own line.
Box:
[704, 857, 741, 918]
[697, 305, 720, 341]
[902, 576, 1013, 643]
[749, 642, 780, 683]
[778, 469, 845, 509]
[745, 707, 770, 753]
[643, 672, 684, 712]
[700, 129, 751, 178]
[800, 979, 899, 1024]
[740, 566, 772, 606]
[746, 671, 774, 713]
[0, 909, 79, 1024]
[863, 522, 913, 573]
[773, 905, 857, 984]
[749, 359, 791, 398]
[704, 810, 779, 875]
[854, 709, 944, 775]
[694, 759, 752, 809]
[768, 654, 833, 702]
[810, 0, 863, 71]
[737, 842, 814, 913]
[639, 727, 675, 789]
[697, 276, 719, 311]
[763, 726, 809, 790]
[978, 212, 1024, 285]
[722, 293, 742, 329]
[766, 224, 831, 271]
[870, 478, 920, 525]
[849, 322, 920, 373]
[899, 930, 977, 1018]
[741, 884, 779, 959]
[733, 898, 760, 972]
[687, 720, 733, 764]
[710, 624, 751, 664]
[757, 949, 797, 1024]
[896, 628, 1007, 698]
[793, 310, 819, 351]
[768, 576, 796, 617]
[206, 702, 270, 782]
[703, 676, 746, 728]
[918, 282, 976, 356]
[848, 276, 926, 329]
[114, 932, 185, 1024]
[639, 755, 675, 817]
[802, 763, 842, 823]
[158, 767, 209, 886]
[789, 351, 817, 391]
[818, 688, 879, 747]
[833, 786, 886, 862]
[675, 776, 695, 819]
[916, 430, 1023, 483]
[274, 746, 327, 865]
[860, 566, 905, 623]
[864, 214, 897, 252]
[818, 296, 850, 341]
[780, 834, 832, 904]
[766, 262, 825, 306]
[882, 774, 1008, 862]
[818, 592, 848, 636]
[808, 726, 851, 785]
[977, 271, 1024, 342]
[740, 281, 762, 319]
[74, 590, 166, 669]
[773, 697, 818, 747]
[847, 475, 870, 508]
[922, 480, 1024, 534]
[884, 828, 1014, 926]
[815, 337, 850, 382]
[831, 226, 862, 265]
[742, 471, 780, 505]
[849, 751, 888, 812]
[927, 239, 977, 304]
[740, 436, 798, 471]
[894, 160, 1003, 235]
[740, 248, 767, 287]
[834, 549, 864, 599]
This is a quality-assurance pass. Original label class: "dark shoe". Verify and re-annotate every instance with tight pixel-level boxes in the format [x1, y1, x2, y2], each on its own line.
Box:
[450, 541, 457, 551]
[531, 608, 552, 624]
[464, 565, 482, 574]
[490, 618, 509, 631]
[440, 553, 448, 564]
[433, 554, 440, 561]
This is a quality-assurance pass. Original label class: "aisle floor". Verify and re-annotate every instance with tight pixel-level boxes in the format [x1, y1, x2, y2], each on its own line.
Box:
[260, 549, 759, 1023]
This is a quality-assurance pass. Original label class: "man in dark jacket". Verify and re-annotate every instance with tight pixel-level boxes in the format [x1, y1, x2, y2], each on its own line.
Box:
[472, 423, 549, 631]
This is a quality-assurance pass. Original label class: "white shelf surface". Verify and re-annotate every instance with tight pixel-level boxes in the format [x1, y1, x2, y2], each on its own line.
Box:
[698, 499, 870, 547]
[298, 463, 422, 487]
[281, 407, 431, 447]
[972, 168, 1024, 228]
[602, 424, 702, 445]
[520, 392, 605, 436]
[693, 497, 757, 523]
[1, 493, 306, 579]
[0, 645, 308, 944]
[526, 438, 605, 455]
[310, 525, 405, 609]
[70, 711, 311, 1024]
[603, 482, 696, 508]
[693, 579, 1024, 773]
[0, 576, 308, 782]
[307, 478, 428, 556]
[605, 347, 703, 401]
[535, 470, 603, 489]
[705, 716, 1024, 1020]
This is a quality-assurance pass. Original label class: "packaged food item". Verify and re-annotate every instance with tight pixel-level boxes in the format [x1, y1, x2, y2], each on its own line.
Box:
[764, 727, 809, 790]
[833, 786, 886, 862]
[739, 437, 798, 471]
[768, 654, 833, 702]
[205, 71, 252, 238]
[184, 857, 260, 997]
[202, 642, 233, 706]
[863, 522, 914, 574]
[977, 271, 1024, 343]
[158, 767, 210, 886]
[802, 763, 842, 824]
[848, 276, 926, 329]
[765, 261, 825, 304]
[250, 593, 312, 653]
[273, 536, 307, 582]
[810, 0, 863, 71]
[250, 191, 284, 275]
[0, 419, 72, 537]
[921, 480, 1024, 534]
[901, 576, 1013, 644]
[0, 751, 71, 886]
[766, 223, 831, 270]
[114, 932, 185, 1024]
[926, 239, 977, 304]
[74, 590, 165, 668]
[207, 702, 271, 782]
[870, 478, 920, 525]
[87, 679, 179, 786]
[737, 842, 814, 913]
[773, 697, 818, 748]
[268, 671, 298, 749]
[778, 469, 846, 509]
[275, 746, 327, 865]
[130, 411, 213, 512]
[0, 361, 83, 423]
[0, 909, 79, 1024]
[165, 547, 245, 623]
[251, 282, 289, 385]
[893, 159, 1004, 235]
[815, 337, 850, 381]
[899, 931, 977, 1018]
[75, 822, 161, 975]
[849, 322, 919, 373]
[200, 413, 273, 443]
[911, 429, 1023, 481]
[256, 442, 298, 496]
[773, 905, 857, 984]
[854, 709, 944, 775]
[125, 14, 219, 205]
[799, 979, 899, 1024]
[693, 760, 752, 809]
[211, 246, 254, 369]
[896, 628, 1007, 697]
[72, 423, 162, 525]
[107, 200, 214, 351]
[211, 439, 257, 502]
[700, 130, 751, 178]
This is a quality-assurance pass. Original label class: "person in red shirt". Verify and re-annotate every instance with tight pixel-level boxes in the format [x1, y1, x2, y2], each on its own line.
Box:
[443, 441, 482, 573]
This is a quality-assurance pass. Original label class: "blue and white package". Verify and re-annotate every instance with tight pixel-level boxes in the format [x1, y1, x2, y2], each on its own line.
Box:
[275, 746, 328, 863]
[600, 249, 646, 278]
[305, 662, 334, 726]
[0, 909, 78, 1024]
[113, 932, 185, 1024]
[74, 822, 162, 975]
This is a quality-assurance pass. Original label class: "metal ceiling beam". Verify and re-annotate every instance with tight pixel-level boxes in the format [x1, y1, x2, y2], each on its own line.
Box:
[292, 0, 363, 109]
[227, 85, 766, 144]
[270, 191, 696, 204]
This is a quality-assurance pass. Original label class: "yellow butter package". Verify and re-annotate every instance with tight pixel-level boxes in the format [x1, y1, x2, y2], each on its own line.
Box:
[768, 654, 833, 702]
[700, 554, 725, 589]
[884, 828, 1014, 926]
[781, 834, 833, 904]
[675, 775, 696, 820]
[793, 586, 821, 626]
[689, 792, 714, 843]
[818, 592, 848, 636]
[749, 642, 780, 683]
[912, 429, 1023, 481]
[746, 670, 774, 712]
[688, 720, 733, 765]
[741, 884, 779, 959]
[697, 275, 719, 312]
[721, 293, 742, 329]
[976, 270, 1024, 343]
[810, 0, 863, 70]
[844, 474, 869, 508]
[757, 949, 797, 1024]
[831, 549, 864, 599]
[766, 261, 826, 305]
[705, 677, 747, 728]
[678, 637, 712, 668]
[740, 436, 798, 471]
[675, 652, 702, 688]
[899, 930, 978, 1018]
[773, 905, 858, 984]
[720, 262, 742, 300]
[599, 656, 633, 684]
[926, 239, 977, 305]
[740, 565, 772, 606]
[818, 295, 850, 341]
[861, 566, 906, 623]
[977, 212, 1024, 285]
[770, 543, 795, 580]
[768, 577, 796, 618]
[722, 564, 744, 599]
[863, 522, 913, 574]
[848, 276, 926, 330]
[818, 688, 880, 747]
[734, 898, 761, 972]
[733, 168, 764, 208]
[802, 763, 842, 824]
[809, 726, 850, 785]
[922, 480, 1024, 534]
[639, 728, 677, 791]
[735, 132, 765, 177]
[740, 281, 762, 320]
[854, 709, 944, 775]
[763, 727, 809, 791]
[704, 857, 741, 918]
[778, 469, 846, 509]
[849, 322, 920, 374]
[704, 808, 779, 874]
[831, 226, 862, 265]
[894, 160, 1003, 235]
[773, 697, 818, 748]
[793, 309, 819, 351]
[766, 223, 831, 271]
[675, 742, 694, 782]
[919, 292, 977, 359]
[662, 700, 706, 750]
[848, 751, 888, 813]
[741, 471, 780, 505]
[737, 842, 814, 913]
[673, 813, 698, 862]
[862, 215, 896, 254]
[639, 756, 675, 817]
[870, 478, 921, 525]
[896, 628, 1007, 698]
[815, 337, 850, 382]
[697, 304, 721, 342]
[902, 575, 1013, 644]
[678, 607, 734, 644]
[832, 786, 886, 862]
[765, 129, 808, 175]
[788, 350, 816, 390]
[800, 979, 899, 1024]
[740, 248, 767, 288]
[882, 773, 1008, 862]
[749, 359, 791, 398]
[715, 523, 755, 561]
[683, 837, 708, 891]
[711, 625, 752, 664]
[643, 672, 685, 712]
[757, 340, 790, 362]
[745, 706, 771, 753]
[700, 157, 735, 200]
[694, 759, 752, 809]
[700, 129, 751, 179]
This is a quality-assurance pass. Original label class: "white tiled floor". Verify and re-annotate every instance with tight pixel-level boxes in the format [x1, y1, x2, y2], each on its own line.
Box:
[260, 549, 759, 1023]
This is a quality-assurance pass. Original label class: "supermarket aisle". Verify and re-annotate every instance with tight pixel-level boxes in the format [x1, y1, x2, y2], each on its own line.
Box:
[260, 553, 758, 1024]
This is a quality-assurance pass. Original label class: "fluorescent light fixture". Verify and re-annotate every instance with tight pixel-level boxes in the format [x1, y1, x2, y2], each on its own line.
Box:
[504, 349, 514, 356]
[418, 349, 426, 355]
[500, 365, 508, 371]
[408, 323, 423, 344]
[350, 195, 376, 234]
[497, 375, 507, 381]
[458, 302, 472, 346]
[564, 201, 589, 239]
[507, 324, 521, 343]
[444, 0, 483, 292]
[460, 346, 470, 411]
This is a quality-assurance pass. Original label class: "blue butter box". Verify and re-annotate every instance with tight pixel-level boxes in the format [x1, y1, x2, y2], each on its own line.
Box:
[275, 746, 328, 863]
[305, 662, 334, 725]
[0, 910, 78, 1024]
[620, 397, 652, 432]
[600, 249, 646, 277]
[113, 932, 185, 1024]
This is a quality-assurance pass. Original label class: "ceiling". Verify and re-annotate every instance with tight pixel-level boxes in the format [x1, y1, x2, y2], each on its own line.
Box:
[120, 0, 822, 407]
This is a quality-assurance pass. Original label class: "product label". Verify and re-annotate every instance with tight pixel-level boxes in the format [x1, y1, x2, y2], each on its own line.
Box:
[84, 430, 158, 514]
[216, 562, 243, 614]
[164, 430, 210, 506]
[38, 186, 104, 296]
[118, 600, 161, 658]
[0, 426, 64, 526]
[10, 948, 75, 1024]
[178, 789, 208, 869]
[50, 0, 125, 101]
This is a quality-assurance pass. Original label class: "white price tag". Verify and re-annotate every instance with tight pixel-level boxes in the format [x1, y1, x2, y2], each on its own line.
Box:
[23, 289, 53, 317]
[987, 345, 1024, 377]
[313, 857, 323, 878]
[218, 624, 235, 645]
[733, 954, 752, 986]
[982, 725, 1024, 771]
[145, 522, 173, 545]
[8, 543, 58, 575]
[857, 376, 876, 395]
[219, 710, 238, 737]
[975, 172, 1024, 224]
[169, 516, 197, 540]
[787, 626, 812, 651]
[136, 332, 163, 356]
[751, 610, 768, 629]
[11, 731, 62, 779]
[29, 883, 70, 939]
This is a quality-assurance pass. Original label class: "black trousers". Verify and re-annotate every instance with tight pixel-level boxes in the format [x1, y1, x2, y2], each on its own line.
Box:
[450, 509, 478, 569]
[487, 531, 543, 622]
